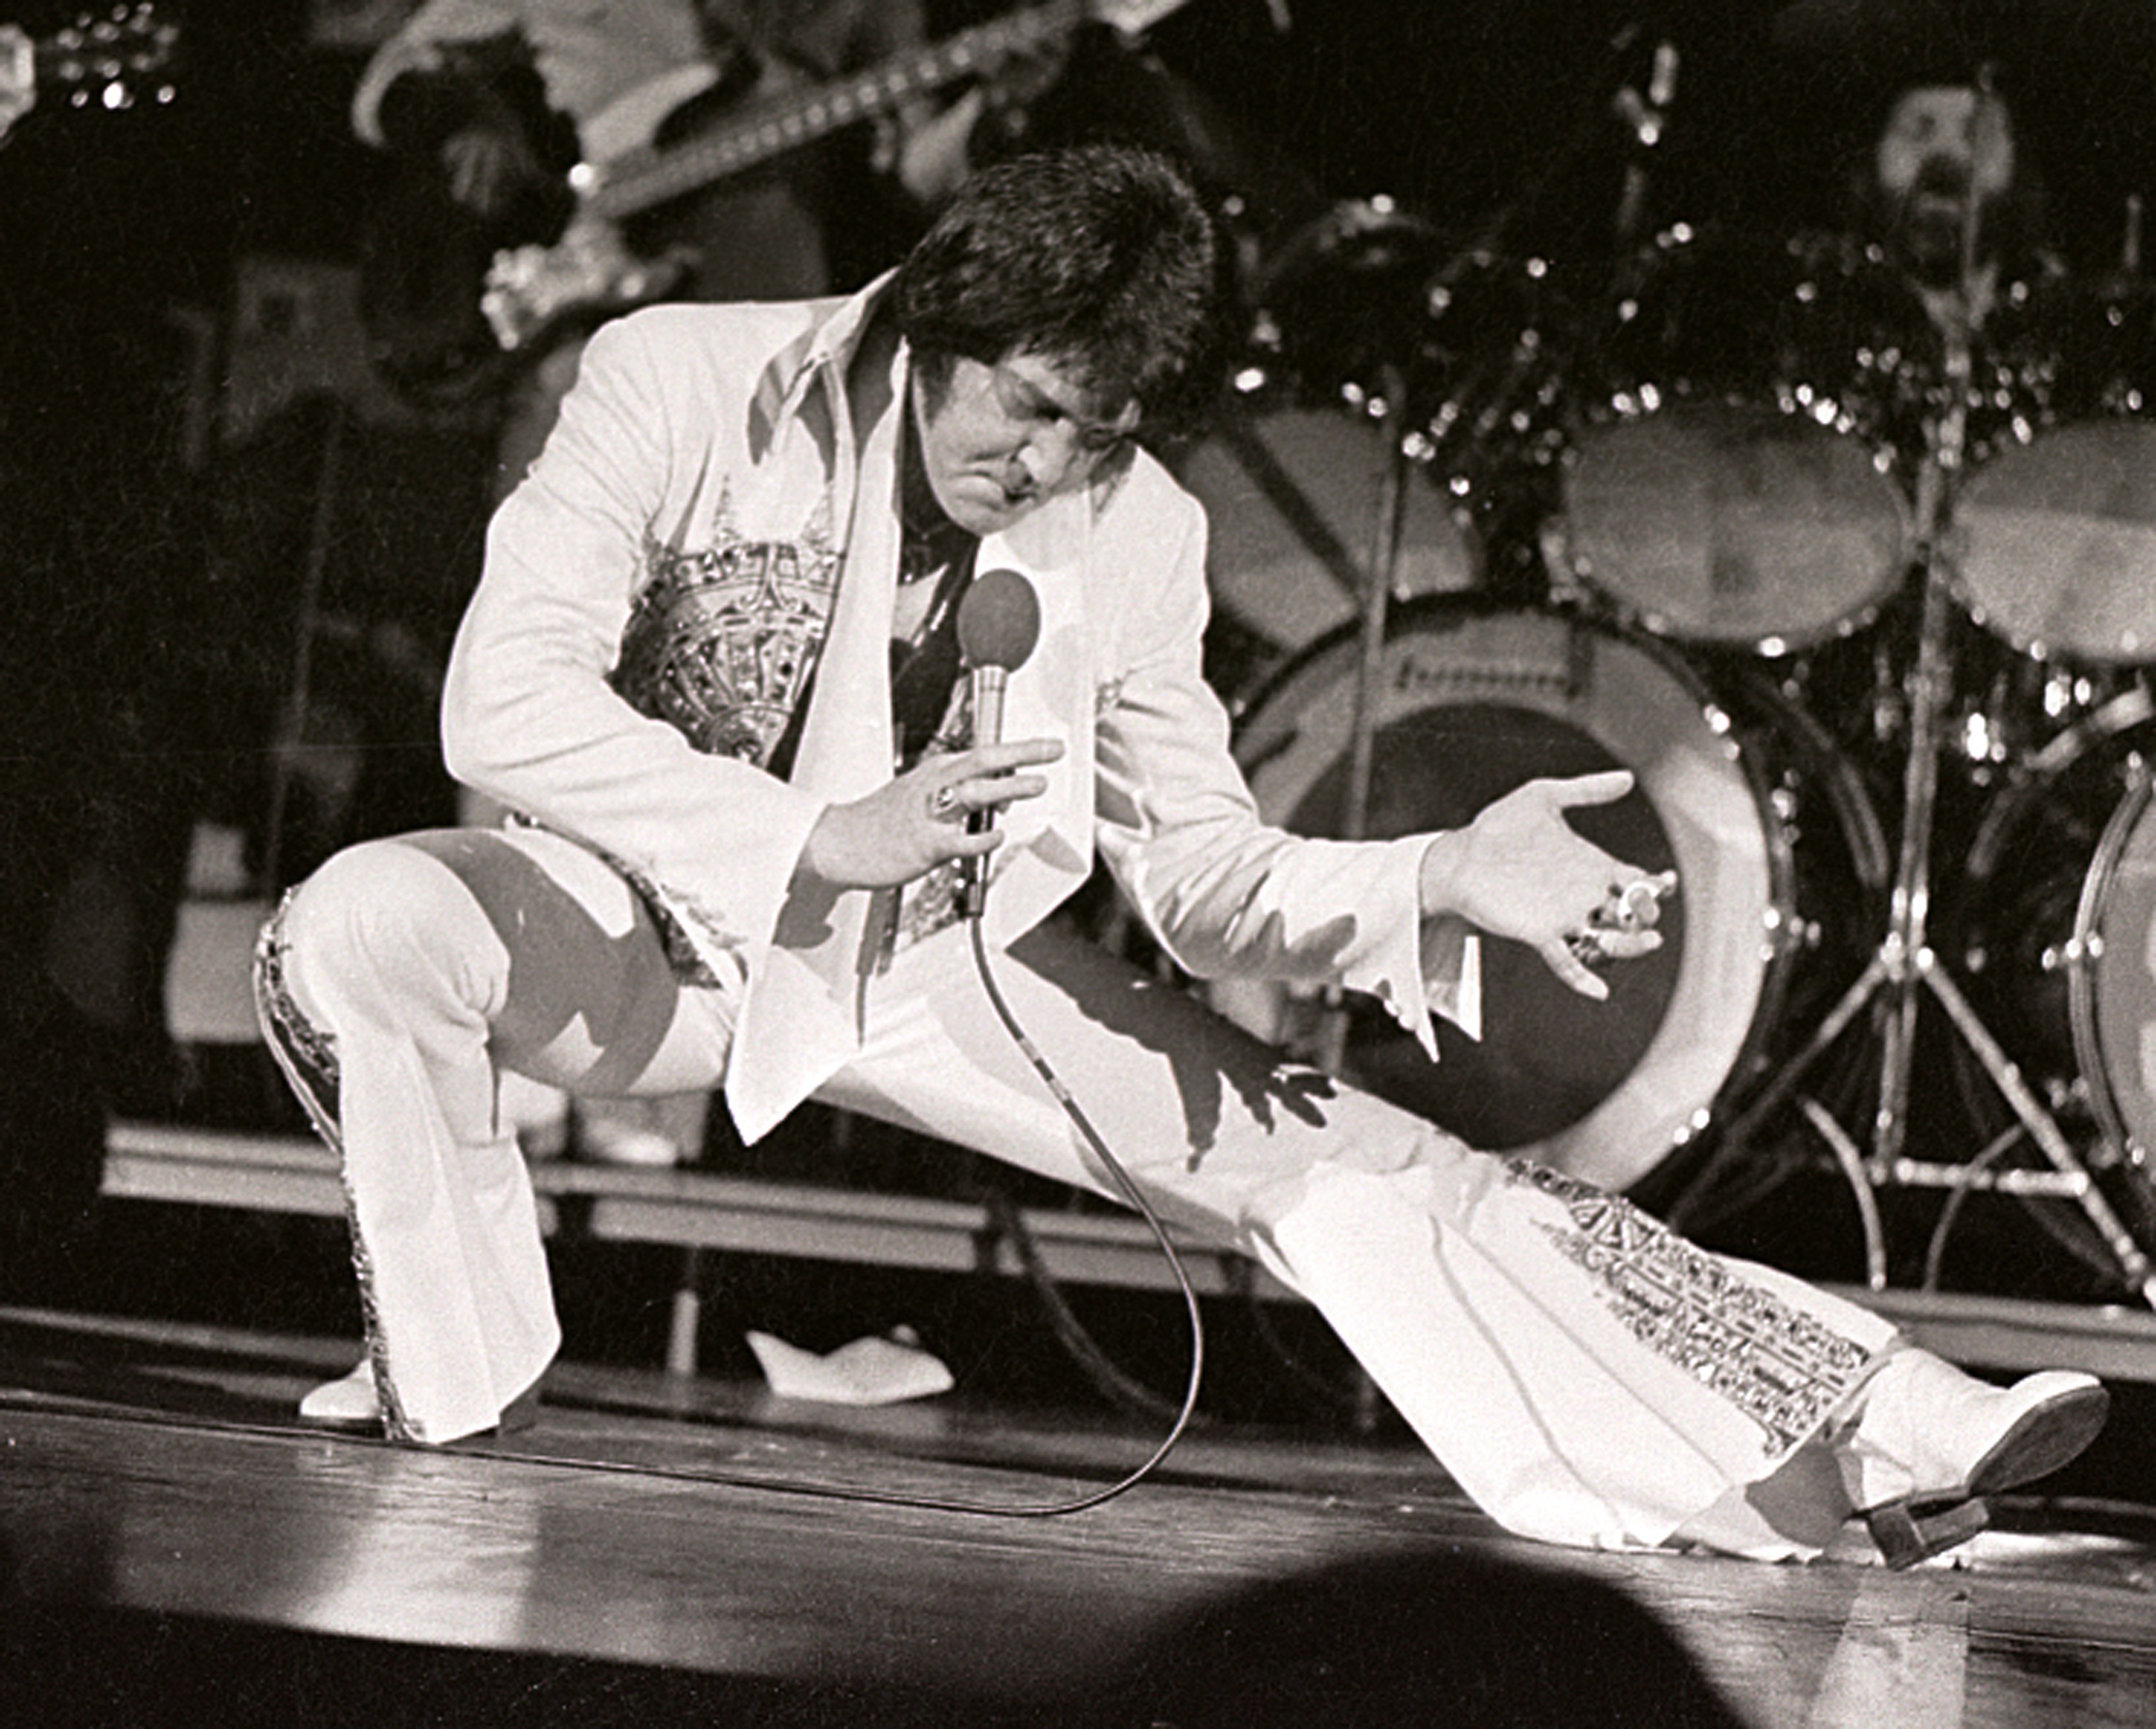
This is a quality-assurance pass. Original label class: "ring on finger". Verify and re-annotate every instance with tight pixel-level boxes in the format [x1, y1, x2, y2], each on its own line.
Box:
[1591, 879, 1662, 933]
[929, 783, 961, 821]
[1565, 927, 1611, 969]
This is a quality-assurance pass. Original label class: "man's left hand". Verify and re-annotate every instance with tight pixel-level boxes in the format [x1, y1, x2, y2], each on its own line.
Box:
[1417, 771, 1675, 1001]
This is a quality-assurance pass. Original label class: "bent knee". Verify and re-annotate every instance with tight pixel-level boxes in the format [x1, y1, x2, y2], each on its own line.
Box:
[278, 838, 506, 1017]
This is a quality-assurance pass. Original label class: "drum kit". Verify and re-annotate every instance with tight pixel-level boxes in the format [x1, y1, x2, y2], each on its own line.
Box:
[1180, 131, 2156, 1305]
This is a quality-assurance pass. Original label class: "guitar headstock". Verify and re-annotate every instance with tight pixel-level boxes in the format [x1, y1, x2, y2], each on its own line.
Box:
[1086, 0, 1198, 42]
[37, 4, 179, 112]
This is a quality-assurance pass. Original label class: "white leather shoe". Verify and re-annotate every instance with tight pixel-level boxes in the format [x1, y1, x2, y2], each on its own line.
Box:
[1836, 1349, 2109, 1566]
[297, 1360, 380, 1430]
[297, 1360, 543, 1440]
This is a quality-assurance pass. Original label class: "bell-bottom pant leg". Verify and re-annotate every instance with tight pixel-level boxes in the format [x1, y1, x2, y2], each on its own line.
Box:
[259, 825, 738, 1443]
[825, 918, 1899, 1555]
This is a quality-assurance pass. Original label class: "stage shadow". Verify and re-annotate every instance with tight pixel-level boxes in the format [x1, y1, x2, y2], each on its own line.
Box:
[0, 1548, 1751, 1729]
[1088, 1546, 1750, 1729]
[1007, 916, 1346, 1165]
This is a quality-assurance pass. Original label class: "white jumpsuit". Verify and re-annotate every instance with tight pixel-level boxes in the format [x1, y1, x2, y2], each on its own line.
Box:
[256, 281, 1898, 1556]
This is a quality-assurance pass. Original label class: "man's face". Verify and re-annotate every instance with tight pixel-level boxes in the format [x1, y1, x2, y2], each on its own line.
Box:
[910, 352, 1140, 538]
[1874, 85, 2018, 272]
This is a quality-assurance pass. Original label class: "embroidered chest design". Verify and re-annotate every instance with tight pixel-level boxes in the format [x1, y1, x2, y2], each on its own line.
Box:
[611, 495, 841, 767]
[1509, 1159, 1871, 1455]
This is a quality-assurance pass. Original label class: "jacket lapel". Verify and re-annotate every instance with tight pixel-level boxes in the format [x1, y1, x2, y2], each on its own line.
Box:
[728, 341, 1106, 1137]
[726, 334, 906, 1142]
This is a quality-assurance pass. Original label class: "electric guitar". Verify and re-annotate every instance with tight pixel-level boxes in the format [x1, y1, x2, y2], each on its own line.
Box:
[366, 0, 1191, 401]
[13, 5, 179, 118]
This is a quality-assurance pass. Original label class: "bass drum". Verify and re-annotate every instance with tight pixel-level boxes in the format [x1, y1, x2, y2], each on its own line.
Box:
[1219, 597, 1888, 1194]
[1957, 686, 2156, 1181]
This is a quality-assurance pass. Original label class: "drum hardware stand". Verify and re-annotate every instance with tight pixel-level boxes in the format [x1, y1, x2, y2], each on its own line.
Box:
[1693, 320, 2156, 1309]
[1314, 361, 1414, 1087]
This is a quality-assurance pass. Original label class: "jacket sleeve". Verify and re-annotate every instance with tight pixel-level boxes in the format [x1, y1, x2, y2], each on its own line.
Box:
[1089, 480, 1477, 1059]
[351, 0, 521, 149]
[440, 310, 828, 983]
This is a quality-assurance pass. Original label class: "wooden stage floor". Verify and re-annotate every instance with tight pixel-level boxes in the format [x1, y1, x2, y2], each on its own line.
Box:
[1, 1308, 2152, 1729]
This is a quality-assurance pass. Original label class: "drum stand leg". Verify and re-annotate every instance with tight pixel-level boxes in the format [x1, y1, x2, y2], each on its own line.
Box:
[1695, 471, 2156, 1306]
[1309, 370, 1414, 1434]
[1313, 369, 1414, 1083]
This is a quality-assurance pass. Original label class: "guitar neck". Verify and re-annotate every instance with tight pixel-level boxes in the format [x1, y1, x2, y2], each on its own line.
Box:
[589, 0, 1085, 222]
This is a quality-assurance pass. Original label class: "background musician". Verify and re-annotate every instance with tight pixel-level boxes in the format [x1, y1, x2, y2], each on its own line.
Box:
[352, 0, 998, 492]
[0, 22, 33, 142]
[1842, 76, 2065, 472]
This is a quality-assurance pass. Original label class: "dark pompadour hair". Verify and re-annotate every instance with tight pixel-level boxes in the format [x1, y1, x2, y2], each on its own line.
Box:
[893, 142, 1225, 430]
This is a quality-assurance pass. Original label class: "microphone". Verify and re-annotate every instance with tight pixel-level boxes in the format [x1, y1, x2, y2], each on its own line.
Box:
[955, 568, 1042, 919]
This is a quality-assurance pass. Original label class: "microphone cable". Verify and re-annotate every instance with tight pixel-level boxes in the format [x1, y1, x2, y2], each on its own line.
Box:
[491, 922, 1208, 1519]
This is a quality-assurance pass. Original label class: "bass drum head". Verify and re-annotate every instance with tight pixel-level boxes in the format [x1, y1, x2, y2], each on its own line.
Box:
[2083, 774, 2156, 1161]
[1224, 598, 1780, 1192]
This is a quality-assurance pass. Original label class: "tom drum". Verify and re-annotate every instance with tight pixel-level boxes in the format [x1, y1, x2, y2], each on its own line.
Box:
[1557, 231, 1911, 653]
[1175, 403, 1481, 662]
[1958, 421, 2156, 665]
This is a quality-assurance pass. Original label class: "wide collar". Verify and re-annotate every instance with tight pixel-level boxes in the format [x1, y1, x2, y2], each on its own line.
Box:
[746, 270, 897, 463]
[726, 300, 1105, 1138]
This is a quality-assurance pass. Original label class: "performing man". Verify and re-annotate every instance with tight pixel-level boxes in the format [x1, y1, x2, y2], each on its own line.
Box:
[256, 142, 2108, 1566]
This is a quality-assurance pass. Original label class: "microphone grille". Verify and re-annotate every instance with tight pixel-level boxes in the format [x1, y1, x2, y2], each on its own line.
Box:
[957, 568, 1042, 672]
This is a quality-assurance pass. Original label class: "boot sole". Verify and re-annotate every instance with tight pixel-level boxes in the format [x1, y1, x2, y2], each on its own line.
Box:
[1963, 1381, 2111, 1499]
[1865, 1380, 2109, 1568]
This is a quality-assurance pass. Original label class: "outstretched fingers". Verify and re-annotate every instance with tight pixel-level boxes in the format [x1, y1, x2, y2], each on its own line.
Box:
[1538, 768, 1636, 811]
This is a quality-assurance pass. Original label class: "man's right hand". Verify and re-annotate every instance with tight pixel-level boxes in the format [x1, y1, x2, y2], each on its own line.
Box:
[796, 738, 1063, 891]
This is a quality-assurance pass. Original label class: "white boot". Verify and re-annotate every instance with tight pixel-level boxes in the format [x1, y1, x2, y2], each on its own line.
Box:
[1834, 1349, 2108, 1566]
[297, 1358, 543, 1438]
[297, 1360, 380, 1430]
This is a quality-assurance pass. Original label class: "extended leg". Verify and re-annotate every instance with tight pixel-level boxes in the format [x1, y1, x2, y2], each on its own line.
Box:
[827, 920, 2098, 1559]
